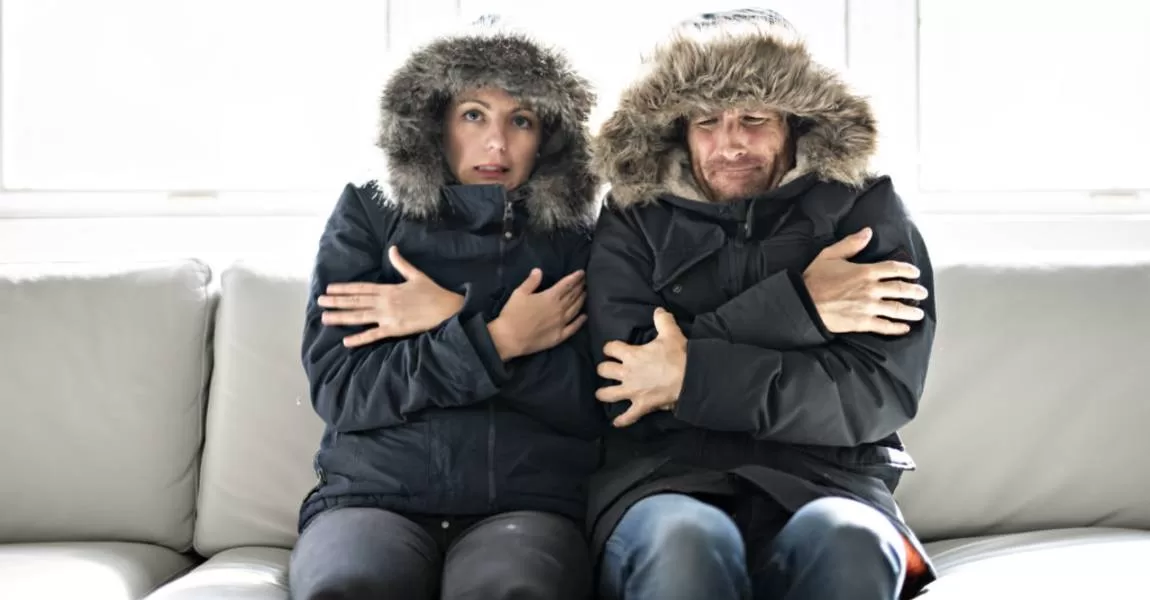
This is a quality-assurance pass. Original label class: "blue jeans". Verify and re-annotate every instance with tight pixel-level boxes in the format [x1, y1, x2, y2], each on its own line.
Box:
[599, 493, 907, 600]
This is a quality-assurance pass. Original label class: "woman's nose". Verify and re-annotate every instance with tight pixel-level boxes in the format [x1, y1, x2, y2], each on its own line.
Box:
[485, 129, 507, 152]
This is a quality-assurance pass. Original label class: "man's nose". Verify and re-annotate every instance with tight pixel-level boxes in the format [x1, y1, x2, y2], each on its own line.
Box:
[715, 123, 748, 160]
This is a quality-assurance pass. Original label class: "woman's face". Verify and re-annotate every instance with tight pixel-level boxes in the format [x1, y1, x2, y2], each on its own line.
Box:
[443, 87, 542, 191]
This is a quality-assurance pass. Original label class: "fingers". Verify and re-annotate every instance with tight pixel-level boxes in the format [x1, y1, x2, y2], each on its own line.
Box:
[818, 227, 872, 261]
[514, 268, 544, 296]
[317, 294, 375, 309]
[611, 402, 651, 428]
[552, 271, 586, 308]
[325, 282, 381, 295]
[602, 340, 635, 362]
[652, 308, 681, 339]
[873, 279, 929, 302]
[862, 317, 912, 336]
[341, 326, 388, 348]
[595, 384, 631, 404]
[387, 246, 425, 282]
[553, 270, 585, 295]
[558, 314, 587, 341]
[562, 291, 586, 323]
[321, 309, 375, 326]
[596, 360, 625, 382]
[869, 260, 922, 281]
[872, 300, 926, 322]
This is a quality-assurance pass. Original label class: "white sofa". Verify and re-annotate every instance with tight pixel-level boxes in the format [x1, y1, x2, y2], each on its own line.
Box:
[1, 258, 1148, 599]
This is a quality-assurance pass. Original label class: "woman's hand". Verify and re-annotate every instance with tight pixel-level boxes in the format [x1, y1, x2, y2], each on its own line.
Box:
[320, 246, 465, 347]
[488, 269, 586, 360]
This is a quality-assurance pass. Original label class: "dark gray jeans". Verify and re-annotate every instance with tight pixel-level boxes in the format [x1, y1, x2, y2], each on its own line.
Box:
[288, 507, 592, 600]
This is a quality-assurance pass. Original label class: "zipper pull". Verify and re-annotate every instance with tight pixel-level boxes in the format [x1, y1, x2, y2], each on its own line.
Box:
[503, 197, 514, 240]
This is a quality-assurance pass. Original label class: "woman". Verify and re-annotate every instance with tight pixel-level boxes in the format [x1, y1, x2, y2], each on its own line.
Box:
[289, 16, 604, 600]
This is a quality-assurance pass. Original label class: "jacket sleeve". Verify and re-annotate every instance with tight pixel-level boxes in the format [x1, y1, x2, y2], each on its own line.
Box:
[672, 178, 937, 445]
[494, 232, 607, 440]
[301, 184, 508, 433]
[690, 270, 832, 349]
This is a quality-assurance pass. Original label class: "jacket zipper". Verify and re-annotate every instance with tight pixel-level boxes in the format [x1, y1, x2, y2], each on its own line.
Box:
[489, 195, 514, 509]
[744, 197, 757, 239]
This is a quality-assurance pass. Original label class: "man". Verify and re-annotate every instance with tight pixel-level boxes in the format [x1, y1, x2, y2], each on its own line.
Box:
[586, 8, 937, 600]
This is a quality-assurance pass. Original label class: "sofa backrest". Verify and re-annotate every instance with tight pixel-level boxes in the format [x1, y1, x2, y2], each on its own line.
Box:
[897, 263, 1150, 541]
[0, 261, 211, 551]
[6, 259, 1147, 554]
[192, 262, 324, 556]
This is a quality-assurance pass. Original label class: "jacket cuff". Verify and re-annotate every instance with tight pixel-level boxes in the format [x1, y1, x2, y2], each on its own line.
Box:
[457, 314, 510, 388]
[444, 283, 510, 395]
[785, 269, 834, 342]
[672, 339, 717, 427]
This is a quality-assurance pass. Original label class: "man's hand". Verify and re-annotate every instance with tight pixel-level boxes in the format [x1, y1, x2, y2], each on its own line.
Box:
[319, 246, 464, 347]
[596, 308, 687, 428]
[487, 269, 587, 361]
[803, 227, 929, 336]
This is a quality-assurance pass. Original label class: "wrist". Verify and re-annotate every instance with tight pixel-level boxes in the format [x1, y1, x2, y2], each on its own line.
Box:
[487, 318, 520, 361]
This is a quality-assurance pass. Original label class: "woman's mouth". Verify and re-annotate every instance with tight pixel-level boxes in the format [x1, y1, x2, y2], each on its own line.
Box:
[474, 164, 509, 177]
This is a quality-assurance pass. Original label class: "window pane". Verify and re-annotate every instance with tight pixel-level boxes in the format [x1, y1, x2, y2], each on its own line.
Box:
[2, 0, 389, 191]
[920, 0, 1150, 192]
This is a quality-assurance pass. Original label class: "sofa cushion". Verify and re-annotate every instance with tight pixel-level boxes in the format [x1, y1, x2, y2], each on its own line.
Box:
[0, 261, 212, 550]
[920, 528, 1150, 598]
[144, 547, 290, 599]
[0, 541, 195, 600]
[193, 263, 324, 556]
[896, 264, 1150, 541]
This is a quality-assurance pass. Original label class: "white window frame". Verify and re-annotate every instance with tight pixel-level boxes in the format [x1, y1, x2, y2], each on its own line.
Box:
[846, 0, 1150, 216]
[3, 0, 1148, 219]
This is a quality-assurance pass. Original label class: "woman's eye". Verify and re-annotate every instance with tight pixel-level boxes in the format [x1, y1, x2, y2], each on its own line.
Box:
[512, 115, 533, 129]
[742, 116, 767, 125]
[695, 118, 718, 128]
[463, 110, 482, 121]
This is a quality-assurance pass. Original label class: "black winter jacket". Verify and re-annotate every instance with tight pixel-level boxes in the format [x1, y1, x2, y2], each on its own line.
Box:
[298, 23, 604, 531]
[586, 10, 939, 597]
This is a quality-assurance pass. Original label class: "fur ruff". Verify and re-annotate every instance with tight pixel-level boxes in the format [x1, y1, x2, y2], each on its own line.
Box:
[594, 17, 878, 207]
[374, 19, 599, 230]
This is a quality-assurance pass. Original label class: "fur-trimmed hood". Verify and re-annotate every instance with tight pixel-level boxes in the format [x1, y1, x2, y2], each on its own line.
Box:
[374, 16, 598, 231]
[594, 8, 878, 208]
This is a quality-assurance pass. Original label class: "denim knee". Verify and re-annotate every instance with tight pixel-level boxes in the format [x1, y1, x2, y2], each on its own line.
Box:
[636, 495, 744, 563]
[781, 497, 907, 579]
[600, 494, 750, 600]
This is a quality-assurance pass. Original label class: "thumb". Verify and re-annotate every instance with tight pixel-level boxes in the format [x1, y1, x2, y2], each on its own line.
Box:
[388, 246, 424, 281]
[653, 308, 680, 338]
[820, 227, 872, 261]
[515, 268, 543, 295]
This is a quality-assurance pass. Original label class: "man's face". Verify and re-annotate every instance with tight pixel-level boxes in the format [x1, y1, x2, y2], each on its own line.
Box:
[686, 107, 793, 202]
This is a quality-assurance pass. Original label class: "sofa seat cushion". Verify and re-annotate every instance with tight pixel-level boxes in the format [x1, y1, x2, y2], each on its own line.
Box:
[144, 547, 289, 599]
[921, 527, 1150, 598]
[0, 542, 195, 600]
